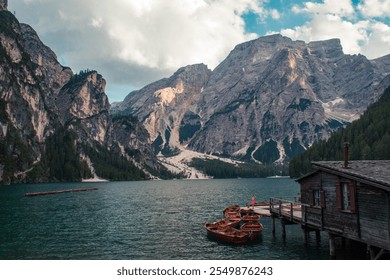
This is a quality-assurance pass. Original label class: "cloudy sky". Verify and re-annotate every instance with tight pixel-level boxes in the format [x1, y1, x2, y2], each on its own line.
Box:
[8, 0, 390, 102]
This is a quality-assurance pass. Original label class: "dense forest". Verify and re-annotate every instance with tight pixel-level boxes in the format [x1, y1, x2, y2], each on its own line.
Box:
[190, 158, 288, 178]
[289, 85, 390, 178]
[82, 142, 148, 181]
[13, 127, 148, 183]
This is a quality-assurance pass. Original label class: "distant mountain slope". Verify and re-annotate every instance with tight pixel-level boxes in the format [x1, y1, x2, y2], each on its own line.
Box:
[289, 84, 390, 178]
[116, 34, 390, 165]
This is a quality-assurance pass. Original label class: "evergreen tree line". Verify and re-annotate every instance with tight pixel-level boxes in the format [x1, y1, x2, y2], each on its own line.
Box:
[189, 158, 289, 179]
[37, 128, 148, 183]
[82, 143, 148, 181]
[42, 128, 91, 182]
[61, 69, 97, 91]
[289, 85, 390, 178]
[0, 124, 36, 184]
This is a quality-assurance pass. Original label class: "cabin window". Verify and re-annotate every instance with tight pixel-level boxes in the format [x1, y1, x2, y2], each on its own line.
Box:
[310, 189, 325, 208]
[314, 190, 320, 206]
[336, 181, 356, 213]
[342, 183, 351, 210]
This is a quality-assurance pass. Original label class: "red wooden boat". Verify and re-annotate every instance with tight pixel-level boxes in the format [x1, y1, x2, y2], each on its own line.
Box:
[240, 222, 263, 240]
[225, 211, 241, 218]
[242, 214, 261, 223]
[223, 205, 240, 215]
[205, 223, 249, 244]
[240, 208, 254, 216]
[210, 217, 241, 229]
[223, 216, 241, 228]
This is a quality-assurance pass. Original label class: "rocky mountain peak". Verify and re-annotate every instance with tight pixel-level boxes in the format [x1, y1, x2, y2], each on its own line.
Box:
[0, 0, 7, 11]
[55, 70, 110, 143]
[308, 38, 344, 60]
[117, 34, 390, 167]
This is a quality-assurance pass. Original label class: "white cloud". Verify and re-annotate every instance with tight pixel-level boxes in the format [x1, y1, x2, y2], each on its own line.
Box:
[358, 0, 390, 18]
[292, 0, 355, 18]
[360, 21, 390, 59]
[10, 0, 267, 100]
[281, 14, 369, 54]
[280, 0, 390, 59]
[270, 9, 281, 20]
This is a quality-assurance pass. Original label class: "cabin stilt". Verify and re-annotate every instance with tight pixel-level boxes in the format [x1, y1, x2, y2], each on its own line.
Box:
[315, 230, 321, 243]
[281, 219, 286, 238]
[272, 216, 276, 235]
[329, 233, 336, 259]
[302, 227, 309, 245]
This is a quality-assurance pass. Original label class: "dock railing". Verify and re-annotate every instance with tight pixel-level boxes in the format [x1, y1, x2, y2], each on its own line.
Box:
[269, 196, 310, 224]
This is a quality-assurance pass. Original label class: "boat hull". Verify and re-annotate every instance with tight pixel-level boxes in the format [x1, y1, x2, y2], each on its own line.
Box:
[240, 222, 263, 240]
[205, 223, 249, 244]
[241, 214, 261, 223]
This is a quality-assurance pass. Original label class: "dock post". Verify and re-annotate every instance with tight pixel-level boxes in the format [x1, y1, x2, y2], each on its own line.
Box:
[329, 233, 336, 259]
[302, 227, 309, 245]
[272, 216, 276, 235]
[315, 230, 321, 243]
[281, 219, 286, 238]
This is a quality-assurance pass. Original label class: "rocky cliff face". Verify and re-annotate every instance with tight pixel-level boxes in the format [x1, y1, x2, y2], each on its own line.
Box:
[116, 34, 390, 164]
[116, 63, 212, 155]
[0, 9, 162, 184]
[0, 10, 69, 183]
[56, 71, 111, 144]
[0, 0, 7, 11]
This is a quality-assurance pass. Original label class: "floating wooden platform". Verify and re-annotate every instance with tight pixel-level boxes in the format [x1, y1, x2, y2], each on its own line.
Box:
[25, 187, 98, 197]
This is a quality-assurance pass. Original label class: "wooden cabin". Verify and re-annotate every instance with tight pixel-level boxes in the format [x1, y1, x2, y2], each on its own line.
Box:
[297, 160, 390, 259]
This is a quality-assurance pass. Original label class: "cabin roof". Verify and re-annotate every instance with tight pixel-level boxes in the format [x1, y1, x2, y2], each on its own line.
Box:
[298, 160, 390, 190]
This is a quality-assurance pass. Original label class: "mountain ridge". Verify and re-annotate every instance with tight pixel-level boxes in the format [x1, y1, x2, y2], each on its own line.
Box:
[115, 34, 390, 168]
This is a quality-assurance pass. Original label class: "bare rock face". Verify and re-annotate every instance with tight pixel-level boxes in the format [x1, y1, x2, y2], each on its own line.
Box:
[117, 34, 390, 163]
[116, 63, 212, 155]
[0, 10, 160, 183]
[0, 0, 7, 11]
[56, 71, 111, 144]
[20, 24, 73, 102]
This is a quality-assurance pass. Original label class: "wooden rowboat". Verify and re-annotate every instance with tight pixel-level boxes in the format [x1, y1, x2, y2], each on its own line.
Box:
[240, 222, 263, 240]
[210, 217, 241, 229]
[225, 211, 241, 218]
[223, 216, 241, 228]
[242, 214, 261, 223]
[205, 223, 249, 244]
[223, 205, 240, 215]
[240, 208, 255, 215]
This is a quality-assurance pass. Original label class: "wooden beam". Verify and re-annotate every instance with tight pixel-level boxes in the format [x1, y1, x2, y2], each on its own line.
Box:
[281, 219, 286, 238]
[272, 216, 276, 235]
[316, 230, 321, 243]
[329, 233, 336, 259]
[369, 246, 386, 260]
[374, 249, 385, 260]
[302, 228, 309, 245]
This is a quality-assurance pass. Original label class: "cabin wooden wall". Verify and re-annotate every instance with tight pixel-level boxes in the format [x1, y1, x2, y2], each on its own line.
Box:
[358, 184, 390, 250]
[300, 173, 323, 228]
[300, 172, 358, 236]
[300, 171, 390, 251]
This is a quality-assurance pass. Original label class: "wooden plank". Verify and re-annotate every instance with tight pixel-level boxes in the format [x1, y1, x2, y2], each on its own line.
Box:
[25, 187, 98, 197]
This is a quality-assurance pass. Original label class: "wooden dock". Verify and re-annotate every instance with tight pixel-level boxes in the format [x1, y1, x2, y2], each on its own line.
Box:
[269, 196, 305, 223]
[240, 205, 272, 217]
[268, 196, 326, 250]
[25, 187, 98, 197]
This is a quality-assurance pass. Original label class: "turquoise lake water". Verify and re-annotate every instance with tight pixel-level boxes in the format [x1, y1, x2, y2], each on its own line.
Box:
[0, 178, 330, 260]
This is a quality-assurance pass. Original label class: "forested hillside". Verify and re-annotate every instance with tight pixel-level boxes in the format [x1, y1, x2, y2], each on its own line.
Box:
[289, 85, 390, 178]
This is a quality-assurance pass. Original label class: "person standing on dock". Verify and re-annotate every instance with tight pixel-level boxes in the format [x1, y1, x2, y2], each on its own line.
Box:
[251, 195, 256, 209]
